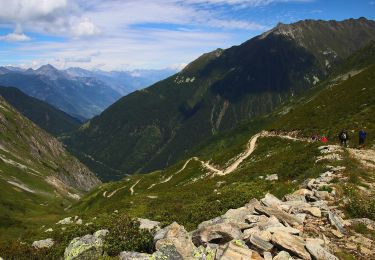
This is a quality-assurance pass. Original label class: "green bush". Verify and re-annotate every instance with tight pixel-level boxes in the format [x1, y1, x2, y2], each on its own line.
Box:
[344, 185, 375, 220]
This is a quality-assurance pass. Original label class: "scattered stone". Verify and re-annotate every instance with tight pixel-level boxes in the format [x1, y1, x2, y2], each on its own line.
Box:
[302, 207, 322, 217]
[345, 242, 357, 250]
[360, 246, 372, 255]
[261, 193, 282, 207]
[266, 226, 300, 235]
[119, 251, 151, 260]
[328, 212, 346, 234]
[76, 219, 83, 225]
[271, 231, 311, 260]
[331, 229, 344, 238]
[255, 205, 303, 227]
[45, 228, 53, 232]
[315, 191, 330, 200]
[57, 217, 73, 225]
[263, 251, 273, 260]
[192, 222, 242, 246]
[154, 222, 196, 259]
[32, 238, 54, 249]
[273, 251, 292, 260]
[153, 244, 183, 260]
[219, 241, 261, 260]
[306, 240, 338, 260]
[265, 174, 278, 181]
[249, 234, 274, 251]
[137, 218, 161, 231]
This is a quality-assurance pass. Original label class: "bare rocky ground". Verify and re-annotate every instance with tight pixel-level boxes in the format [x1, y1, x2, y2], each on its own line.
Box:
[31, 143, 375, 260]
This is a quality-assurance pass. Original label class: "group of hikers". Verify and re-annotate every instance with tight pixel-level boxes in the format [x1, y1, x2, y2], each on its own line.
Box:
[311, 129, 367, 148]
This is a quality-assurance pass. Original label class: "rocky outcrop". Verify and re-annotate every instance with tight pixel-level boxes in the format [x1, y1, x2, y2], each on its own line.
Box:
[64, 229, 109, 260]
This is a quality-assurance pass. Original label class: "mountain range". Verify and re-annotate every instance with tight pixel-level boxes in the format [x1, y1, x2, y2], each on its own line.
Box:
[0, 65, 177, 120]
[63, 17, 375, 180]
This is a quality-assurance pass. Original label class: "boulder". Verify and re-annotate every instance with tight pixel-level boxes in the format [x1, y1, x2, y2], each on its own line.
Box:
[119, 251, 152, 260]
[32, 238, 54, 249]
[154, 222, 196, 259]
[266, 226, 300, 235]
[263, 252, 273, 260]
[273, 251, 293, 260]
[302, 207, 322, 218]
[271, 231, 311, 260]
[305, 241, 338, 260]
[222, 206, 254, 223]
[257, 216, 284, 231]
[265, 174, 278, 181]
[192, 223, 243, 246]
[137, 218, 161, 231]
[64, 230, 109, 260]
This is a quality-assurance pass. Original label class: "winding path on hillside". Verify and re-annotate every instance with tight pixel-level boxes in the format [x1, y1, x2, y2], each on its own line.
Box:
[147, 131, 307, 189]
[130, 179, 141, 195]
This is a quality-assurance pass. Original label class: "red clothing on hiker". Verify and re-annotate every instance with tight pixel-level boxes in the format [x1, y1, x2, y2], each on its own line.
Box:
[321, 136, 328, 144]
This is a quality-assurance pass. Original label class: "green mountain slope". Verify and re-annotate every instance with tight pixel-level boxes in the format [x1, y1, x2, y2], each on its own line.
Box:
[0, 98, 100, 240]
[0, 86, 80, 136]
[70, 45, 375, 231]
[64, 18, 375, 181]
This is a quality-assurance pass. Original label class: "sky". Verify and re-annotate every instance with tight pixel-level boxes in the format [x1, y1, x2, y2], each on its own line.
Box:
[0, 0, 374, 71]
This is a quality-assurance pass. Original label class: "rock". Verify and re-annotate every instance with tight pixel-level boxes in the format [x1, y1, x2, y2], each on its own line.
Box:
[192, 222, 242, 246]
[263, 251, 272, 260]
[350, 235, 373, 248]
[265, 174, 278, 181]
[360, 246, 372, 255]
[349, 218, 375, 230]
[243, 227, 261, 240]
[119, 251, 152, 260]
[331, 229, 344, 238]
[219, 240, 261, 260]
[266, 226, 300, 235]
[246, 214, 268, 224]
[257, 216, 284, 231]
[249, 234, 274, 251]
[137, 218, 161, 231]
[302, 207, 322, 217]
[45, 228, 53, 232]
[345, 242, 357, 250]
[284, 194, 306, 202]
[193, 245, 216, 260]
[261, 193, 282, 207]
[153, 244, 183, 260]
[57, 217, 73, 225]
[255, 205, 303, 227]
[273, 251, 292, 260]
[32, 238, 54, 249]
[306, 238, 325, 246]
[328, 212, 346, 234]
[306, 240, 338, 260]
[271, 231, 311, 260]
[315, 191, 330, 200]
[64, 230, 109, 260]
[154, 222, 196, 259]
[76, 219, 83, 225]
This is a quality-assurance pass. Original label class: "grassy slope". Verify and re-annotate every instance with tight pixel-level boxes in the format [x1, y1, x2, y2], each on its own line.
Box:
[0, 98, 99, 241]
[0, 86, 81, 135]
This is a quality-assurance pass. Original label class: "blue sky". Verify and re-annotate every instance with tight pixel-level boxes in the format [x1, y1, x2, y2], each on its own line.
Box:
[0, 0, 374, 71]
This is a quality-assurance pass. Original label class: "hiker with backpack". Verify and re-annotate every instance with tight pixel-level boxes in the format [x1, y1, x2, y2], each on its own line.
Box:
[339, 129, 349, 147]
[359, 129, 367, 148]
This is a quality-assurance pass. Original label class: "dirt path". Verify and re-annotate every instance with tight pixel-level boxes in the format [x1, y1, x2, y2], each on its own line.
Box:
[130, 179, 141, 195]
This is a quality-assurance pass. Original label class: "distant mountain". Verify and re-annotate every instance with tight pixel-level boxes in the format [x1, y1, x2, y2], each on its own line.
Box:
[0, 96, 100, 239]
[65, 67, 178, 95]
[0, 64, 121, 120]
[0, 86, 80, 135]
[63, 18, 375, 181]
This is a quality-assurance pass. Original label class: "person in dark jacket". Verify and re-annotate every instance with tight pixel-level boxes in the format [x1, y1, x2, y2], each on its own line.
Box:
[339, 129, 349, 147]
[359, 129, 367, 148]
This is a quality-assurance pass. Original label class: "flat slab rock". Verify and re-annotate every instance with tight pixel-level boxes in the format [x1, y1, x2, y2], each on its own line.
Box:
[255, 205, 303, 227]
[271, 231, 311, 260]
[219, 241, 263, 260]
[306, 241, 338, 260]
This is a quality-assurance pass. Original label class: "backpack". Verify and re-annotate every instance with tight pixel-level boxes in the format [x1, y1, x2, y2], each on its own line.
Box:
[341, 132, 347, 140]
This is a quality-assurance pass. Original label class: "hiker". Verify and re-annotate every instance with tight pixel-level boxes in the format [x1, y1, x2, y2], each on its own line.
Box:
[359, 129, 367, 148]
[339, 129, 349, 147]
[311, 134, 319, 142]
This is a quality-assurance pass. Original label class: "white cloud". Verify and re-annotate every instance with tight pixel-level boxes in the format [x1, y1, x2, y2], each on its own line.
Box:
[0, 32, 30, 42]
[71, 19, 101, 37]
